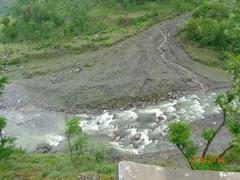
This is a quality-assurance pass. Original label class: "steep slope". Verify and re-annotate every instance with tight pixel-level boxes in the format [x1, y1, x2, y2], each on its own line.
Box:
[7, 15, 230, 112]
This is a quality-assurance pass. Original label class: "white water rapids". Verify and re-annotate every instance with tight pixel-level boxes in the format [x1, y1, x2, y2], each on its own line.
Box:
[1, 83, 225, 154]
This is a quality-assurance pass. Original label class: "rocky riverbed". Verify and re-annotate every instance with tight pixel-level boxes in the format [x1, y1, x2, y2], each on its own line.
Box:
[1, 15, 231, 156]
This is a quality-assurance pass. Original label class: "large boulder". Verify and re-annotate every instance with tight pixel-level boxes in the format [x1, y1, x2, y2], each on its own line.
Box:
[136, 113, 156, 123]
[117, 161, 240, 180]
[36, 143, 52, 153]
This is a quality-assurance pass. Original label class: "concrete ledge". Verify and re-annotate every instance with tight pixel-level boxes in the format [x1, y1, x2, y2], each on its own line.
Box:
[118, 161, 240, 180]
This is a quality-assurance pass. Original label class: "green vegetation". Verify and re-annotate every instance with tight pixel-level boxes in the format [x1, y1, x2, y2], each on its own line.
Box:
[0, 116, 16, 160]
[0, 75, 15, 161]
[0, 0, 204, 64]
[181, 0, 240, 65]
[168, 55, 240, 171]
[0, 116, 116, 179]
[0, 152, 116, 179]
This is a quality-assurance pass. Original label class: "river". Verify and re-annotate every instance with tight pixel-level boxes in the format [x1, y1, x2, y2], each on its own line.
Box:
[1, 81, 227, 154]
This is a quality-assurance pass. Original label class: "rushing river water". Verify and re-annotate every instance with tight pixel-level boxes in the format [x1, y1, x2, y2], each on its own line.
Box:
[1, 82, 226, 154]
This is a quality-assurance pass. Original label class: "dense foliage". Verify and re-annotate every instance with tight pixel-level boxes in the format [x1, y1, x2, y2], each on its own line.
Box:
[183, 1, 240, 54]
[0, 0, 204, 44]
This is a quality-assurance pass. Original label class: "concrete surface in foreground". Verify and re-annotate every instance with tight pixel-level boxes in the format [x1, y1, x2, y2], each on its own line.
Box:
[118, 161, 240, 180]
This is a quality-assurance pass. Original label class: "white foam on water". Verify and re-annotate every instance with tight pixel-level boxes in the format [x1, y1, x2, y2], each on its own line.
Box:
[79, 111, 116, 134]
[139, 129, 152, 147]
[140, 108, 163, 117]
[178, 96, 188, 103]
[178, 108, 187, 115]
[153, 124, 168, 136]
[128, 128, 138, 136]
[116, 110, 138, 121]
[45, 134, 65, 146]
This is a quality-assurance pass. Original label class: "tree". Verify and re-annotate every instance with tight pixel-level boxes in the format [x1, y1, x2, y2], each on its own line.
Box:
[65, 117, 88, 167]
[168, 55, 240, 170]
[0, 75, 16, 160]
[0, 116, 16, 160]
[168, 120, 197, 169]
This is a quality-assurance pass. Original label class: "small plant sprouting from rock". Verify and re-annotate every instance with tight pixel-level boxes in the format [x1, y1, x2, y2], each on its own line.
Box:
[168, 55, 240, 170]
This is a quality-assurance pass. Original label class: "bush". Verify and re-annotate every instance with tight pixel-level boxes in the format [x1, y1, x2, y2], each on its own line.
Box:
[183, 1, 240, 54]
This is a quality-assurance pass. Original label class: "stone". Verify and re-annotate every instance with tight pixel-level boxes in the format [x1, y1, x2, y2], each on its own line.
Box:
[73, 68, 81, 73]
[158, 115, 165, 121]
[133, 133, 141, 141]
[117, 161, 240, 180]
[77, 172, 100, 180]
[36, 143, 52, 153]
[132, 141, 140, 149]
[136, 113, 156, 123]
[110, 131, 118, 140]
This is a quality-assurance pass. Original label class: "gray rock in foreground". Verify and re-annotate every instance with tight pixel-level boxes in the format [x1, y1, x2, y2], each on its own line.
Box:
[117, 161, 240, 180]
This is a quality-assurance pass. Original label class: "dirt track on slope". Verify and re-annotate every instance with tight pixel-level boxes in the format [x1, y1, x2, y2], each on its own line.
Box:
[6, 15, 230, 112]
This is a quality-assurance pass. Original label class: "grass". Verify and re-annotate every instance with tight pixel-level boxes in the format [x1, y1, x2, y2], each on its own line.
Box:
[1, 147, 240, 179]
[179, 36, 225, 68]
[0, 151, 117, 179]
[0, 0, 198, 65]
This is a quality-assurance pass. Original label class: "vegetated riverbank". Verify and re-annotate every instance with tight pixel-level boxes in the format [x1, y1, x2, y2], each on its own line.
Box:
[0, 0, 195, 64]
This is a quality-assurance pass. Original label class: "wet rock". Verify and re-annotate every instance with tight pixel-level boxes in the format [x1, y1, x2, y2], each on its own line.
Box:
[167, 92, 178, 101]
[77, 172, 100, 180]
[132, 141, 140, 149]
[137, 113, 156, 123]
[150, 123, 159, 131]
[149, 132, 159, 141]
[118, 130, 128, 139]
[118, 161, 240, 180]
[133, 133, 141, 141]
[154, 118, 160, 123]
[36, 143, 52, 153]
[171, 114, 178, 119]
[110, 131, 118, 140]
[158, 115, 166, 121]
[167, 92, 173, 98]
